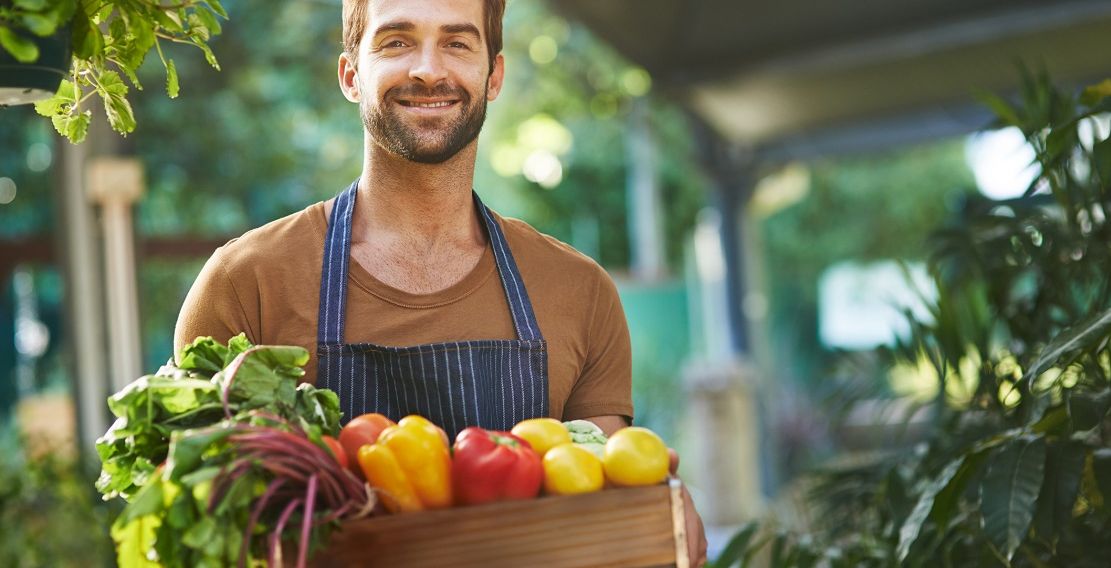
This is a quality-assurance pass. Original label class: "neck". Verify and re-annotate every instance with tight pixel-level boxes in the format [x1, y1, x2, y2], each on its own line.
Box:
[352, 137, 485, 251]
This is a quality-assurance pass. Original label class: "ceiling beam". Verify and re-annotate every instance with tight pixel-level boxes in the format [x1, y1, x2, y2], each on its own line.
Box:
[659, 0, 1111, 87]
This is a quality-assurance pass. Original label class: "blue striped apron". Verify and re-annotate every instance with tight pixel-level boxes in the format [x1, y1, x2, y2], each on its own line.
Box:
[316, 181, 549, 441]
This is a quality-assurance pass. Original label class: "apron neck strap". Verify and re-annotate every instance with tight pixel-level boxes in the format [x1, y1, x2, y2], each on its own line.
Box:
[474, 192, 543, 342]
[317, 182, 544, 345]
[318, 179, 358, 346]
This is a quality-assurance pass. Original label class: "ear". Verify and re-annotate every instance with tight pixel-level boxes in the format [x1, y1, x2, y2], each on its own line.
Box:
[338, 52, 360, 103]
[486, 53, 505, 102]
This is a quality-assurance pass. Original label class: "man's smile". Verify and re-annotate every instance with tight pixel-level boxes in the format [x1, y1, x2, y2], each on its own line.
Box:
[397, 99, 459, 108]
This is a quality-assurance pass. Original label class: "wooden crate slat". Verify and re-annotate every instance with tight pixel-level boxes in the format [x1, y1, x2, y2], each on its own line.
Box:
[313, 484, 678, 567]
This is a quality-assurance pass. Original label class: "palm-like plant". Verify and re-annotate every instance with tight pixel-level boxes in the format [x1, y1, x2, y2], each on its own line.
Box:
[714, 71, 1111, 567]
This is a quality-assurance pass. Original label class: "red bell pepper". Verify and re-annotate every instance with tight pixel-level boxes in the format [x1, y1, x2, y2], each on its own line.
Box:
[451, 427, 543, 506]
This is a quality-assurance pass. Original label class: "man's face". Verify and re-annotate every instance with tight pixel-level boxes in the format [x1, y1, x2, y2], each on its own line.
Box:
[344, 0, 502, 164]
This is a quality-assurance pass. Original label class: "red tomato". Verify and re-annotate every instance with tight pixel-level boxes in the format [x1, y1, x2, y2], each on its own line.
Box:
[322, 435, 348, 469]
[339, 413, 396, 477]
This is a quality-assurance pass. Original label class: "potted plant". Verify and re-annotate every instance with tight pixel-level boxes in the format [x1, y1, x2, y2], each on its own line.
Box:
[0, 0, 225, 143]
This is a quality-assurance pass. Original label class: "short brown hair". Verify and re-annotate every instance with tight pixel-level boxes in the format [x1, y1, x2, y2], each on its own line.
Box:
[342, 0, 506, 72]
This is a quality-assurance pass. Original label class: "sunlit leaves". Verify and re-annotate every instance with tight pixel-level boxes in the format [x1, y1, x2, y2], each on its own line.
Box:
[5, 0, 227, 143]
[164, 58, 179, 99]
[96, 69, 135, 134]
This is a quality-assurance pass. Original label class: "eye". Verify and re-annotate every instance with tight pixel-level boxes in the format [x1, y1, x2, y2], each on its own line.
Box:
[446, 41, 471, 49]
[382, 40, 408, 49]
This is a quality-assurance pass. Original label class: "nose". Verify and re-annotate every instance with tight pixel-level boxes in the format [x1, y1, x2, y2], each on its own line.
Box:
[409, 44, 449, 85]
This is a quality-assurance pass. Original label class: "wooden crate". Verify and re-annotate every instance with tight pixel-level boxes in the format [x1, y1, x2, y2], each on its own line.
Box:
[312, 478, 690, 568]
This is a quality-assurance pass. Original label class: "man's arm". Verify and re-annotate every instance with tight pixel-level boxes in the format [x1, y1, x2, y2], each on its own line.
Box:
[174, 246, 256, 361]
[581, 415, 628, 437]
[582, 414, 709, 567]
[561, 272, 634, 422]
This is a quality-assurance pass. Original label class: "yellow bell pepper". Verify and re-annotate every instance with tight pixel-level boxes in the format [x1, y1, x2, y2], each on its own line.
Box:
[356, 415, 453, 513]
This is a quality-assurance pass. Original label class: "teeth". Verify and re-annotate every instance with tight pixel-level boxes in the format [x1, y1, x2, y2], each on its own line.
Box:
[407, 101, 452, 108]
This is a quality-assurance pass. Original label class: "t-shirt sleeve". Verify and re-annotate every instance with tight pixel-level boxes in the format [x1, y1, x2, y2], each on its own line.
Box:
[173, 246, 259, 363]
[561, 271, 634, 422]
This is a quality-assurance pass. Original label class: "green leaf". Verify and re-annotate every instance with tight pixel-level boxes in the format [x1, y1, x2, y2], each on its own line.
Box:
[1094, 449, 1111, 504]
[204, 0, 229, 19]
[118, 477, 166, 525]
[96, 70, 137, 134]
[14, 0, 49, 10]
[1032, 442, 1085, 542]
[165, 58, 179, 98]
[95, 4, 115, 23]
[110, 514, 162, 568]
[193, 37, 220, 70]
[51, 109, 91, 143]
[1092, 136, 1111, 190]
[71, 8, 103, 58]
[33, 78, 76, 116]
[1044, 121, 1079, 164]
[931, 449, 989, 531]
[217, 346, 308, 411]
[181, 517, 219, 551]
[194, 7, 222, 36]
[976, 90, 1023, 128]
[164, 426, 235, 481]
[125, 12, 156, 68]
[119, 64, 143, 90]
[897, 456, 964, 562]
[980, 436, 1046, 562]
[108, 16, 127, 45]
[178, 336, 233, 374]
[1031, 406, 1068, 435]
[0, 26, 40, 63]
[1022, 307, 1111, 383]
[295, 383, 342, 435]
[20, 13, 58, 36]
[226, 334, 253, 360]
[1080, 79, 1111, 107]
[768, 532, 787, 568]
[1067, 388, 1111, 431]
[709, 522, 758, 568]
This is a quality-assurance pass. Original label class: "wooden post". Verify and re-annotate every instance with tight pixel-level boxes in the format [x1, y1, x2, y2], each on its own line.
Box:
[86, 157, 145, 393]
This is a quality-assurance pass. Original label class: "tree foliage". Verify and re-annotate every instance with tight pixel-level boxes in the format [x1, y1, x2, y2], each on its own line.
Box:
[1, 0, 226, 143]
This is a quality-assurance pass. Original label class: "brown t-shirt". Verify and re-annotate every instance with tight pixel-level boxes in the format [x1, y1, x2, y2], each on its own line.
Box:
[173, 201, 633, 422]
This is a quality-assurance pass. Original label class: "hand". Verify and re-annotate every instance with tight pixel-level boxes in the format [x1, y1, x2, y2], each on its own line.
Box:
[669, 449, 708, 567]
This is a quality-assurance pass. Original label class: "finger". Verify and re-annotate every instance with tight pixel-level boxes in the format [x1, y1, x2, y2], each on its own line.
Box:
[668, 448, 679, 475]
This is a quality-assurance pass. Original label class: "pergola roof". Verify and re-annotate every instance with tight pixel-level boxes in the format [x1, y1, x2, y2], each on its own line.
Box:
[551, 0, 1111, 160]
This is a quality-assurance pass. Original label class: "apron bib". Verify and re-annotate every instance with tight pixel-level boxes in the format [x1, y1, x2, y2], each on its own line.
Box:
[316, 181, 549, 440]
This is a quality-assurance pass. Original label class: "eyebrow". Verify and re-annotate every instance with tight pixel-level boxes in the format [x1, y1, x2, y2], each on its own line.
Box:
[441, 23, 481, 39]
[372, 21, 415, 37]
[371, 21, 482, 39]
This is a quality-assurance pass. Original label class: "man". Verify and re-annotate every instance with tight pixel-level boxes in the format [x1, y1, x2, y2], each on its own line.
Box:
[175, 0, 706, 563]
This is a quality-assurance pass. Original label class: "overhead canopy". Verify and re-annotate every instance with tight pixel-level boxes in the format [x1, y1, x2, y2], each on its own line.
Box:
[551, 0, 1111, 160]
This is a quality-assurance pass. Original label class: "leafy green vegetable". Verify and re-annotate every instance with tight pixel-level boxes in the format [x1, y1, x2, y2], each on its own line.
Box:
[96, 335, 338, 501]
[97, 335, 365, 568]
[563, 419, 607, 444]
[564, 419, 608, 459]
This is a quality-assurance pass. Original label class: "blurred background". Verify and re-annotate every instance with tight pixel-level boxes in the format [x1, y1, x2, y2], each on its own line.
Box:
[2, 0, 1111, 565]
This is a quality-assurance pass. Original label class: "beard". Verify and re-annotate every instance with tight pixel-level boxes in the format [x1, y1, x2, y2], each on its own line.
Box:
[362, 81, 488, 164]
